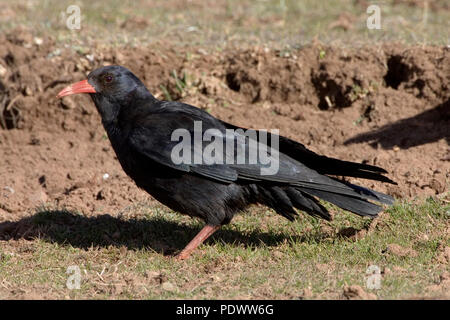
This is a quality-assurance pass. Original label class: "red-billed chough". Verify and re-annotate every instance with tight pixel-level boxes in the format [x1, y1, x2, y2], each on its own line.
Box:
[57, 65, 396, 259]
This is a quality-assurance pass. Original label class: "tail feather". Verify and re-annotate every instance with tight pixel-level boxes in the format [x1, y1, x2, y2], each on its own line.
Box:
[300, 188, 382, 217]
[221, 120, 396, 184]
[332, 169, 397, 185]
[255, 186, 298, 221]
[253, 180, 392, 220]
[285, 188, 331, 220]
[296, 177, 393, 217]
[254, 186, 332, 221]
[340, 181, 394, 205]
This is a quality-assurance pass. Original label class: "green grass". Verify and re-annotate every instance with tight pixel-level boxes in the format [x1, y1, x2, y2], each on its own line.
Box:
[0, 0, 448, 49]
[0, 197, 448, 299]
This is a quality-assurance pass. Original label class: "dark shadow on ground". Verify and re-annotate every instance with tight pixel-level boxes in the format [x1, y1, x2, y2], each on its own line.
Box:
[344, 99, 449, 149]
[0, 210, 330, 255]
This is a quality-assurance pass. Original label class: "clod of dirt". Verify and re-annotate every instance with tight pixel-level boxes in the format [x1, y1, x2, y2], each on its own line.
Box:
[320, 224, 335, 237]
[444, 247, 450, 263]
[383, 267, 391, 275]
[436, 246, 450, 264]
[120, 16, 149, 30]
[60, 97, 77, 110]
[428, 178, 446, 194]
[145, 270, 168, 285]
[96, 190, 106, 201]
[385, 244, 418, 257]
[272, 250, 284, 260]
[426, 271, 450, 297]
[328, 12, 355, 31]
[343, 285, 377, 300]
[337, 227, 367, 240]
[6, 27, 33, 47]
[300, 287, 313, 299]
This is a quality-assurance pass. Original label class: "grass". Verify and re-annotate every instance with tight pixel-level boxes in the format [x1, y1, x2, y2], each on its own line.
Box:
[0, 197, 448, 299]
[0, 0, 448, 49]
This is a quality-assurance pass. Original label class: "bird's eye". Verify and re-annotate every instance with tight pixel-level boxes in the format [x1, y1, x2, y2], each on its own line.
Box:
[104, 75, 113, 83]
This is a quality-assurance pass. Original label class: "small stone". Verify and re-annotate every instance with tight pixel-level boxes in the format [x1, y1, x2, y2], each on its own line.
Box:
[3, 186, 14, 194]
[34, 37, 43, 46]
[145, 271, 160, 279]
[0, 64, 7, 77]
[209, 275, 221, 282]
[86, 54, 94, 62]
[47, 48, 61, 58]
[24, 86, 32, 96]
[162, 282, 176, 292]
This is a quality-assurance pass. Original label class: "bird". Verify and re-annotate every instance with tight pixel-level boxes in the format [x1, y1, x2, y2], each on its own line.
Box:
[57, 65, 396, 260]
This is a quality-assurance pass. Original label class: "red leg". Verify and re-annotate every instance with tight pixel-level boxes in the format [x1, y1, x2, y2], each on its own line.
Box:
[176, 224, 220, 260]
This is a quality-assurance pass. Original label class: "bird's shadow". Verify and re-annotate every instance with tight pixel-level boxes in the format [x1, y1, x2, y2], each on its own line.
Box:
[344, 99, 449, 150]
[0, 210, 330, 256]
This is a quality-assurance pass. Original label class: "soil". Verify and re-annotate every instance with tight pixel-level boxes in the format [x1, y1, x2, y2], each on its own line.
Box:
[0, 29, 449, 223]
[342, 285, 377, 300]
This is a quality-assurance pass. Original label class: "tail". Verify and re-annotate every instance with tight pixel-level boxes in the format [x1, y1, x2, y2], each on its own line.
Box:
[274, 133, 397, 185]
[221, 120, 397, 185]
[254, 180, 394, 221]
[222, 120, 396, 219]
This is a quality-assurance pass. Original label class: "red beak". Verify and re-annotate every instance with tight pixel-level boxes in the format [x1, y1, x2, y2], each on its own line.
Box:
[57, 80, 96, 98]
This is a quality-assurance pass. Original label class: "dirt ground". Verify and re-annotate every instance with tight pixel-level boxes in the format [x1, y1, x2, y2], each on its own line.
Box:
[0, 0, 449, 300]
[0, 29, 448, 226]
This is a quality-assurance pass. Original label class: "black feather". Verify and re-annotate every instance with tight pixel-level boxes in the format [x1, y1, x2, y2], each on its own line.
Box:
[84, 65, 396, 229]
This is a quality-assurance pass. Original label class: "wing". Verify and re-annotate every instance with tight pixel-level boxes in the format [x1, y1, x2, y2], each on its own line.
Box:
[127, 102, 393, 207]
[128, 105, 237, 183]
[220, 120, 397, 184]
[128, 101, 332, 184]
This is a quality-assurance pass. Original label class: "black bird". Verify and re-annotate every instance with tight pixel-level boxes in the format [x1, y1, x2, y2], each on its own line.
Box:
[57, 65, 396, 259]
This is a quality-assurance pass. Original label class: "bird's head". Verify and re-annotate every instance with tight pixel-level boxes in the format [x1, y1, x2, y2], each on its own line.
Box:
[57, 65, 149, 123]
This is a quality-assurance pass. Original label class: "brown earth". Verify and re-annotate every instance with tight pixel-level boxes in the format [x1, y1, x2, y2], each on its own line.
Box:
[0, 29, 449, 225]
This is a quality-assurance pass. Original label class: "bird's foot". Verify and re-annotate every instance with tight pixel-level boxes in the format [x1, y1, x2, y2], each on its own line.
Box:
[173, 224, 220, 260]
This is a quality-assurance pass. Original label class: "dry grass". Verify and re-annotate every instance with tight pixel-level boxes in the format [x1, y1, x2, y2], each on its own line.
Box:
[0, 197, 448, 299]
[0, 0, 448, 49]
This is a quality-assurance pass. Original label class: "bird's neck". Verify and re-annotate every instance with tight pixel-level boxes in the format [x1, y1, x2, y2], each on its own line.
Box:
[102, 88, 159, 141]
